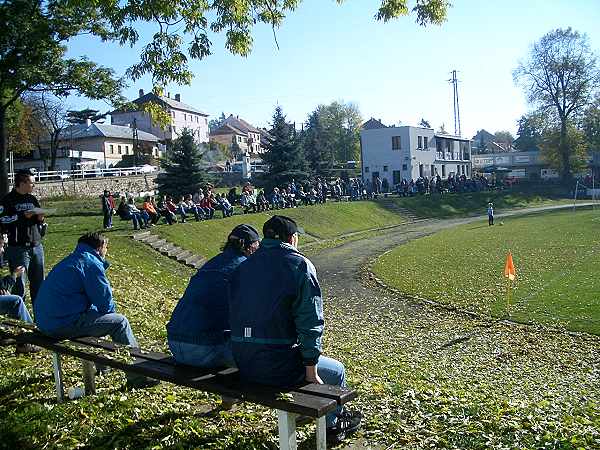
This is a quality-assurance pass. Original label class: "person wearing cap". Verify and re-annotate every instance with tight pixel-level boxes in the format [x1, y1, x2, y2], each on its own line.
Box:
[0, 169, 46, 306]
[229, 215, 362, 444]
[166, 224, 261, 368]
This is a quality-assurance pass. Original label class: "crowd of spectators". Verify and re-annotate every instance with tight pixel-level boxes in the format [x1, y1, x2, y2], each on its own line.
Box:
[100, 174, 495, 229]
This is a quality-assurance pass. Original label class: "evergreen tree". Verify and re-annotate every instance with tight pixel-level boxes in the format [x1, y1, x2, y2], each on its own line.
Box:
[66, 108, 105, 124]
[262, 106, 308, 190]
[303, 110, 332, 176]
[208, 112, 227, 132]
[156, 129, 210, 198]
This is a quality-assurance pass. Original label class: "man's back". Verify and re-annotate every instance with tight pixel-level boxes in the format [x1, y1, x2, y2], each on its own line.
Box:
[34, 243, 114, 332]
[230, 239, 323, 387]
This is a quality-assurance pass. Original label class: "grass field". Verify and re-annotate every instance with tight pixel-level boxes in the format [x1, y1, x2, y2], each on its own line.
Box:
[373, 208, 600, 334]
[2, 194, 599, 449]
[389, 188, 572, 218]
[153, 201, 409, 258]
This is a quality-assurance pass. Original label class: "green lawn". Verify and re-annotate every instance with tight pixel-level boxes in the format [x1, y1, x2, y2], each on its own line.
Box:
[1, 198, 599, 449]
[373, 208, 600, 334]
[154, 201, 409, 258]
[389, 189, 572, 218]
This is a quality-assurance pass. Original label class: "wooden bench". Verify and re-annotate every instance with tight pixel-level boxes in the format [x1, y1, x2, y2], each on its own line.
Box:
[1, 320, 356, 449]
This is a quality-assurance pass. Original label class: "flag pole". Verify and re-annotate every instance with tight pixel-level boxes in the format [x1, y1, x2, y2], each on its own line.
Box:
[506, 276, 511, 318]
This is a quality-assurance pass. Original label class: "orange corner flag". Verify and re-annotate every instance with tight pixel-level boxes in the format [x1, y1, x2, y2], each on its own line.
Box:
[504, 251, 516, 281]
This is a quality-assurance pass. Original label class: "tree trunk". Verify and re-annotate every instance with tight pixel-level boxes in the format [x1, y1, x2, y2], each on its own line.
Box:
[0, 106, 9, 197]
[559, 119, 571, 182]
[49, 131, 59, 171]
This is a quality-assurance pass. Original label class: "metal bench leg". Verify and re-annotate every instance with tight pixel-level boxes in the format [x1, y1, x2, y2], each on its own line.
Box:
[316, 416, 327, 450]
[51, 352, 65, 403]
[82, 360, 96, 395]
[277, 410, 298, 450]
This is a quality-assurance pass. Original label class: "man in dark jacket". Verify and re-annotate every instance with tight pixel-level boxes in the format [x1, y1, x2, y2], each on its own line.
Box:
[167, 224, 260, 368]
[229, 216, 362, 444]
[0, 169, 46, 306]
[101, 190, 114, 229]
[34, 232, 157, 388]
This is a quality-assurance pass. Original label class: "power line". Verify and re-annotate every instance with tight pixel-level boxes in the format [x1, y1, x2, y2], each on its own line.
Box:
[447, 70, 461, 136]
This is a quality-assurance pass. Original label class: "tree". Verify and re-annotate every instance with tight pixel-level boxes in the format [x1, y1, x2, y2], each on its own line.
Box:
[419, 118, 431, 128]
[231, 137, 242, 160]
[540, 122, 589, 175]
[26, 94, 71, 171]
[493, 130, 515, 150]
[582, 95, 600, 151]
[66, 109, 105, 124]
[209, 112, 227, 133]
[514, 113, 546, 151]
[302, 110, 332, 176]
[514, 28, 600, 180]
[261, 106, 308, 190]
[155, 129, 211, 198]
[5, 97, 37, 157]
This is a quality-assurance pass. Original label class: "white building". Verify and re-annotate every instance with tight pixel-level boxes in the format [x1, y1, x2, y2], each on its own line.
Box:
[111, 89, 210, 144]
[24, 121, 162, 171]
[360, 118, 472, 187]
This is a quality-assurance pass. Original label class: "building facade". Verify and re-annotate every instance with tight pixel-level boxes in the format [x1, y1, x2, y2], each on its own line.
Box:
[210, 115, 265, 156]
[24, 121, 161, 171]
[360, 119, 472, 187]
[472, 151, 558, 180]
[111, 90, 209, 144]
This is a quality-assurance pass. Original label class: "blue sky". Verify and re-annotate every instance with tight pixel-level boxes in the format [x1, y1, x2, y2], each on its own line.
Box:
[66, 0, 600, 138]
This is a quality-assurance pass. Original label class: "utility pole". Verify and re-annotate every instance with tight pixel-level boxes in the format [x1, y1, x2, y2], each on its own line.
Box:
[448, 70, 462, 136]
[132, 118, 140, 167]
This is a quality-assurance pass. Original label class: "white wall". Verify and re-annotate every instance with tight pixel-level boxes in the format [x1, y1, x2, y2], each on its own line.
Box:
[112, 109, 209, 143]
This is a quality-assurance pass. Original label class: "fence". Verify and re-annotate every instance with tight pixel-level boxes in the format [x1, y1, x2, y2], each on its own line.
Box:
[9, 166, 158, 184]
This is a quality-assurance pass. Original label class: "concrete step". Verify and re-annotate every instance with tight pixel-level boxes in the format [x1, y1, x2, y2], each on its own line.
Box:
[175, 250, 193, 261]
[133, 231, 151, 240]
[140, 234, 161, 244]
[149, 239, 168, 249]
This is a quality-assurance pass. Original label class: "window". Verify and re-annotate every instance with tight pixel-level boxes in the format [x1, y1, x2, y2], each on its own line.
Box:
[171, 111, 175, 118]
[383, 165, 388, 172]
[424, 136, 428, 149]
[402, 164, 407, 171]
[109, 144, 114, 154]
[238, 136, 242, 142]
[365, 167, 370, 173]
[418, 136, 422, 149]
[118, 145, 122, 154]
[441, 165, 446, 177]
[196, 116, 199, 123]
[393, 170, 401, 185]
[392, 136, 401, 150]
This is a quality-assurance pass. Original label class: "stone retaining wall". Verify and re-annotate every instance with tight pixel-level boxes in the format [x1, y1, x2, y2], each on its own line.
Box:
[34, 175, 158, 199]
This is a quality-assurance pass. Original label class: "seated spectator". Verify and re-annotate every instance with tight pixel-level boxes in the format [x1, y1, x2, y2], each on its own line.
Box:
[0, 251, 39, 353]
[167, 224, 260, 369]
[229, 216, 362, 445]
[34, 232, 158, 388]
[154, 196, 175, 225]
[142, 196, 160, 225]
[199, 194, 215, 219]
[227, 188, 237, 206]
[256, 190, 269, 212]
[297, 186, 308, 206]
[126, 197, 149, 230]
[116, 196, 128, 218]
[270, 188, 282, 209]
[215, 194, 234, 218]
[177, 195, 200, 222]
[185, 194, 205, 220]
[241, 190, 257, 214]
[163, 196, 179, 223]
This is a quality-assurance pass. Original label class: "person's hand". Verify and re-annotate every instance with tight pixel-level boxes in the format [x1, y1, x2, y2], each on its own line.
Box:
[13, 266, 25, 277]
[305, 366, 323, 384]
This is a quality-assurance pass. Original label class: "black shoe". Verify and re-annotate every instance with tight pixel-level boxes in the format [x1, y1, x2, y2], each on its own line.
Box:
[326, 409, 362, 445]
[126, 375, 160, 389]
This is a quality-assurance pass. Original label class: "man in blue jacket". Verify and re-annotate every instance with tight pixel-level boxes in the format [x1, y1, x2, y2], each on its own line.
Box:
[34, 232, 157, 388]
[167, 224, 260, 368]
[229, 215, 362, 444]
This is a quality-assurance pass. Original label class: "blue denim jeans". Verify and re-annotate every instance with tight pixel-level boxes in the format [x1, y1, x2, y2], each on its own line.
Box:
[0, 294, 33, 323]
[316, 356, 346, 427]
[47, 310, 138, 347]
[169, 340, 236, 368]
[5, 244, 45, 306]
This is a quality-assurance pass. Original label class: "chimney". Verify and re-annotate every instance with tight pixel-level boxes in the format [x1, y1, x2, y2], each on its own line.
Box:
[138, 89, 144, 98]
[167, 92, 170, 98]
[175, 93, 180, 102]
[86, 118, 92, 127]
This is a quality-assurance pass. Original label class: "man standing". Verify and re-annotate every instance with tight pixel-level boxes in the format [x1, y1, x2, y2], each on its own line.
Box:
[229, 215, 362, 445]
[101, 190, 114, 229]
[487, 202, 494, 226]
[0, 169, 46, 306]
[34, 232, 157, 388]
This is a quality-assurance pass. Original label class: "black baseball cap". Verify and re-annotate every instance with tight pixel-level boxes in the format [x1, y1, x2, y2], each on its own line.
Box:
[229, 224, 260, 243]
[263, 215, 304, 240]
